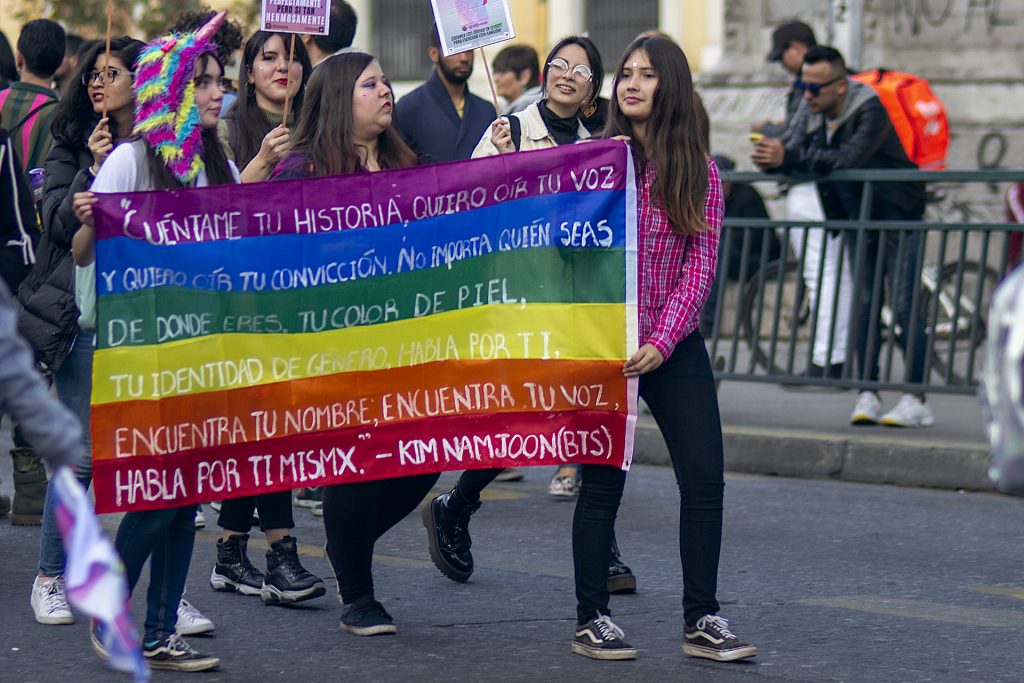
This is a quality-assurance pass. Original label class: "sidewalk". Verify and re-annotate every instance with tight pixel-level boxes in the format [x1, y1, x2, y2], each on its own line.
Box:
[633, 381, 994, 491]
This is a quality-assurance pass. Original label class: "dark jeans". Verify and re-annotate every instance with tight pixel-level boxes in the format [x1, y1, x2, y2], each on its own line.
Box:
[115, 505, 197, 642]
[573, 331, 724, 626]
[853, 230, 929, 384]
[322, 473, 439, 604]
[218, 490, 294, 532]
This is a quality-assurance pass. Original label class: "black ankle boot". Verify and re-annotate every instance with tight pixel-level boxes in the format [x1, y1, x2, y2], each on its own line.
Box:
[262, 536, 326, 605]
[421, 485, 481, 583]
[210, 533, 265, 596]
[607, 534, 637, 594]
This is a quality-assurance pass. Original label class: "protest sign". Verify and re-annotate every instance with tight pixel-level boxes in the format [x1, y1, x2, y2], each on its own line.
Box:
[430, 0, 515, 56]
[89, 142, 638, 513]
[260, 0, 330, 35]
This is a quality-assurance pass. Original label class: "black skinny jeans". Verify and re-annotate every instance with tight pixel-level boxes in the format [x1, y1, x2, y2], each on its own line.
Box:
[218, 490, 294, 533]
[322, 473, 440, 604]
[573, 331, 724, 626]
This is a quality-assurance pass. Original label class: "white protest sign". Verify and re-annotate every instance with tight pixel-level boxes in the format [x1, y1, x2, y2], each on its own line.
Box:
[430, 0, 515, 56]
[261, 0, 331, 35]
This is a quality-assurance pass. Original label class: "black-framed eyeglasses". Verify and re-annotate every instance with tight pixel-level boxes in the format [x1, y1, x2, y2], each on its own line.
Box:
[547, 58, 593, 83]
[795, 76, 845, 97]
[82, 68, 134, 86]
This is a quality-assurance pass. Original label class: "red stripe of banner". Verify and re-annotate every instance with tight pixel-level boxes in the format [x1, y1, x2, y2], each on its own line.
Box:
[93, 409, 627, 513]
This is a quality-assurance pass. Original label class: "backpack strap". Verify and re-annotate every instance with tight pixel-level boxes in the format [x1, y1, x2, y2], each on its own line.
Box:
[508, 114, 523, 152]
[6, 98, 57, 134]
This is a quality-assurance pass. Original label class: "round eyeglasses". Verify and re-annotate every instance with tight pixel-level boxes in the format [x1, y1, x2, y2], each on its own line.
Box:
[547, 58, 593, 83]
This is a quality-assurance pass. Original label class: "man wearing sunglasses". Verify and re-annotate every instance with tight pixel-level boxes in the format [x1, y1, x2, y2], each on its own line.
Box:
[753, 46, 934, 429]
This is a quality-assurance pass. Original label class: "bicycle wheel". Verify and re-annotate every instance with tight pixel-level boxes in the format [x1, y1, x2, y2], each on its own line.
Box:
[923, 261, 1000, 386]
[739, 259, 811, 375]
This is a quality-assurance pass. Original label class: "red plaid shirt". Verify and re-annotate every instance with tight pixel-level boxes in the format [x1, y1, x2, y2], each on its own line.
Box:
[638, 158, 723, 359]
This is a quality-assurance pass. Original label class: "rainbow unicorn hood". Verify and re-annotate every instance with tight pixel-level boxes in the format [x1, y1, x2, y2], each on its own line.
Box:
[133, 11, 226, 185]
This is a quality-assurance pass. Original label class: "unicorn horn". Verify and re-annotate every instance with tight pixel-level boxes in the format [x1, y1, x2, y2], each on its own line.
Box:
[196, 10, 227, 43]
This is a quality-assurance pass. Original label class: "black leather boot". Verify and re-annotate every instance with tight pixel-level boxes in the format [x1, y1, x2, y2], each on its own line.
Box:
[607, 533, 637, 594]
[421, 485, 481, 583]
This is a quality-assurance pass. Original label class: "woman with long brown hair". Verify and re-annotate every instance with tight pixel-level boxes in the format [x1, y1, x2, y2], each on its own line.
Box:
[272, 52, 426, 637]
[568, 35, 757, 663]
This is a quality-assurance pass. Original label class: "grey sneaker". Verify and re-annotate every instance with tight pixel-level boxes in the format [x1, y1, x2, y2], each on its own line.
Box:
[571, 614, 637, 660]
[683, 615, 757, 662]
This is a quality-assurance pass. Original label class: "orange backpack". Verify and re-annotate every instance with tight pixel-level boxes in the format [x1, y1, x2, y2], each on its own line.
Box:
[851, 69, 949, 170]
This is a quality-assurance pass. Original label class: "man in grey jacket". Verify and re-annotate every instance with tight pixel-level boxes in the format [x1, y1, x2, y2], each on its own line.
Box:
[0, 277, 81, 516]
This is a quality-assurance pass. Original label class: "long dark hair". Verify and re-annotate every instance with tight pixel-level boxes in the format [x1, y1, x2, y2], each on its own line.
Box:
[51, 37, 145, 148]
[290, 52, 417, 177]
[144, 53, 235, 189]
[603, 36, 708, 235]
[227, 30, 312, 169]
[542, 35, 603, 111]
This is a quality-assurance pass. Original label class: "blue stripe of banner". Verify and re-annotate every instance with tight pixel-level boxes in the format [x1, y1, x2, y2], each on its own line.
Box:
[96, 190, 626, 296]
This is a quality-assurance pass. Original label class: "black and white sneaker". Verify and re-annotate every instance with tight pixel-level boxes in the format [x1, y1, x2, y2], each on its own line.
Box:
[261, 536, 326, 604]
[295, 487, 322, 508]
[210, 533, 265, 596]
[682, 615, 757, 662]
[571, 614, 637, 660]
[143, 633, 220, 672]
[340, 596, 397, 636]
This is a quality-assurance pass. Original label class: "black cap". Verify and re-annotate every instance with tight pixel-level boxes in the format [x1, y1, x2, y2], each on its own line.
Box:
[767, 21, 816, 62]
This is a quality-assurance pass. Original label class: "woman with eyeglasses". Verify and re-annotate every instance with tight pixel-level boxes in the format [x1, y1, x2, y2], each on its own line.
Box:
[421, 34, 637, 600]
[70, 15, 235, 670]
[206, 29, 325, 608]
[568, 35, 756, 662]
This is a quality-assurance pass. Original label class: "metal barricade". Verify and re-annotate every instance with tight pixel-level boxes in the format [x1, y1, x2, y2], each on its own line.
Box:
[708, 169, 1024, 395]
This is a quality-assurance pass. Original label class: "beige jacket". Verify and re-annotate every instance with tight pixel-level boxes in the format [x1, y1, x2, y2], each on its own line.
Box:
[471, 101, 591, 158]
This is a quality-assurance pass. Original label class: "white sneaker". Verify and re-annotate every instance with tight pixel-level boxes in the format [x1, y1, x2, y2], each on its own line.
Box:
[31, 576, 73, 625]
[194, 507, 206, 529]
[176, 596, 215, 635]
[881, 394, 935, 428]
[850, 391, 882, 426]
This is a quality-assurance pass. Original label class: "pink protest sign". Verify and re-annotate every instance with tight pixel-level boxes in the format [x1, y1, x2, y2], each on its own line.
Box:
[430, 0, 515, 56]
[260, 0, 330, 35]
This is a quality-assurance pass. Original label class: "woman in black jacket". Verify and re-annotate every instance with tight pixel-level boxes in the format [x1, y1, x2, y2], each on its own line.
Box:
[24, 37, 151, 627]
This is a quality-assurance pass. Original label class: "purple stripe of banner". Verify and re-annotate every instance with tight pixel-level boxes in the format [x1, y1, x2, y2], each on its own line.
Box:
[92, 141, 629, 243]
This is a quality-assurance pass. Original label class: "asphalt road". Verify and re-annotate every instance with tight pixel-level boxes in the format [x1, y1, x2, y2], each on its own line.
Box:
[1, 456, 1023, 682]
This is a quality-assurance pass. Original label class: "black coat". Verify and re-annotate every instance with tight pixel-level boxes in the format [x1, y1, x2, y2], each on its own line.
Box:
[778, 81, 925, 222]
[16, 138, 92, 371]
[0, 129, 39, 293]
[395, 70, 496, 163]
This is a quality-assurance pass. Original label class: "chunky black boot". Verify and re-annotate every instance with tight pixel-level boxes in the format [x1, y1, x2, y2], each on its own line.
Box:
[421, 485, 481, 582]
[209, 533, 265, 596]
[606, 534, 637, 594]
[261, 536, 326, 604]
[11, 447, 47, 525]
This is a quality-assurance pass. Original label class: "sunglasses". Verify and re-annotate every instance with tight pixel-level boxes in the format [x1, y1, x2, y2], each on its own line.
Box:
[794, 76, 845, 97]
[547, 58, 593, 83]
[82, 67, 134, 86]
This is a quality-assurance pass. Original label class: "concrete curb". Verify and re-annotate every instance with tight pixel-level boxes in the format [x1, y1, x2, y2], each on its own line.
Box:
[632, 421, 995, 491]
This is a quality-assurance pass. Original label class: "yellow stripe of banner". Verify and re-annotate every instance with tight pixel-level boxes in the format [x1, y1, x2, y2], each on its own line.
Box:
[92, 303, 631, 405]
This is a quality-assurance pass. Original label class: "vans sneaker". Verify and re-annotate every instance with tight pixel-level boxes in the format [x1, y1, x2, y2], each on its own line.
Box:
[881, 394, 935, 428]
[850, 391, 882, 426]
[340, 596, 396, 636]
[683, 615, 757, 662]
[571, 614, 637, 660]
[176, 596, 214, 635]
[143, 633, 220, 672]
[31, 576, 73, 625]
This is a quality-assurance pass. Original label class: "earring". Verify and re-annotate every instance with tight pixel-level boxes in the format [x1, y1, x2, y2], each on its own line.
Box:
[582, 100, 597, 118]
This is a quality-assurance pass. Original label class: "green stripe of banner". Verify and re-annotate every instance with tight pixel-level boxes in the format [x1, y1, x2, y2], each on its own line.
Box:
[98, 247, 626, 348]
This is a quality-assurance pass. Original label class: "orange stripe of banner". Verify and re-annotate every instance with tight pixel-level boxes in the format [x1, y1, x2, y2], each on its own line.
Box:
[92, 359, 627, 461]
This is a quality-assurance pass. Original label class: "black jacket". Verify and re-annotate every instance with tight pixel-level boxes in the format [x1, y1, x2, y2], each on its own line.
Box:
[16, 137, 92, 370]
[777, 80, 925, 222]
[395, 70, 496, 163]
[0, 129, 38, 293]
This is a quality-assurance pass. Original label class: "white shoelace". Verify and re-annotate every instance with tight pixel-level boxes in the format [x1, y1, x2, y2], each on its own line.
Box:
[164, 633, 198, 656]
[178, 598, 203, 622]
[696, 615, 735, 638]
[42, 579, 69, 615]
[594, 615, 624, 641]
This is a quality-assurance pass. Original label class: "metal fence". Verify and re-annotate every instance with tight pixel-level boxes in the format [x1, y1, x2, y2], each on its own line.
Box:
[584, 0, 659, 67]
[708, 169, 1024, 395]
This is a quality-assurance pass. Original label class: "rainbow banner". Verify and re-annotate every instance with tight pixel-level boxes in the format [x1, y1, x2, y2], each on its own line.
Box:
[90, 141, 638, 513]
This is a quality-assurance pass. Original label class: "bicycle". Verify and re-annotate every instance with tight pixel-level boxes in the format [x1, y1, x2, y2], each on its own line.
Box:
[738, 256, 999, 386]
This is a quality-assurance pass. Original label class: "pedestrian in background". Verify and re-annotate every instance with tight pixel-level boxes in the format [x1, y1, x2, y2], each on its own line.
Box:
[568, 34, 757, 663]
[302, 0, 359, 66]
[70, 14, 235, 670]
[272, 51, 431, 637]
[395, 26, 495, 163]
[491, 44, 542, 115]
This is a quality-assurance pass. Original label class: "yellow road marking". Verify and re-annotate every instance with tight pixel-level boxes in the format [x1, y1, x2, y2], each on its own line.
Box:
[799, 596, 1024, 628]
[967, 586, 1024, 601]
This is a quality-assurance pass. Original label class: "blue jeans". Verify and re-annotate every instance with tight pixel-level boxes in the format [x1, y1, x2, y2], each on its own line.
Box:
[37, 331, 95, 576]
[115, 505, 197, 642]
